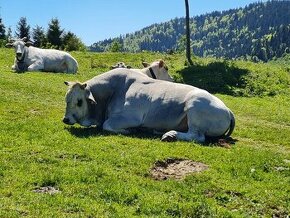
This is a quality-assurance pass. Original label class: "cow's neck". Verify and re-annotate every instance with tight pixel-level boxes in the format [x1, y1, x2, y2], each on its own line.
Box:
[87, 78, 114, 101]
[87, 99, 104, 126]
[148, 67, 157, 79]
[141, 67, 157, 79]
[87, 86, 112, 127]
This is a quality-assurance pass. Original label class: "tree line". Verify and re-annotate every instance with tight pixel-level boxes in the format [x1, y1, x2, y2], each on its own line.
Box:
[90, 0, 290, 62]
[0, 17, 85, 51]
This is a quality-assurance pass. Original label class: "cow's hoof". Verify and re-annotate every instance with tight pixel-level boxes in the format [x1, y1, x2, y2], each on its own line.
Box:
[161, 131, 177, 142]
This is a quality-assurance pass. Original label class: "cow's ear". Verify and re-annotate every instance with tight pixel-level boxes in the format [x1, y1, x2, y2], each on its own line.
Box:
[142, 62, 149, 67]
[86, 91, 96, 104]
[8, 38, 16, 43]
[25, 41, 33, 47]
[158, 60, 165, 68]
[64, 81, 73, 86]
[5, 43, 13, 48]
[21, 37, 28, 42]
[126, 65, 132, 69]
[80, 83, 87, 90]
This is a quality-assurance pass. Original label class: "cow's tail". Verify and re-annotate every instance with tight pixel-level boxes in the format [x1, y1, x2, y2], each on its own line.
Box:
[224, 110, 235, 138]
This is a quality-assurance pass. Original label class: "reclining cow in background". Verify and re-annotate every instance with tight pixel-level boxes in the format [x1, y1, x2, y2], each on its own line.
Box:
[5, 37, 78, 73]
[135, 60, 174, 82]
[63, 68, 235, 143]
[111, 60, 174, 82]
[111, 62, 132, 69]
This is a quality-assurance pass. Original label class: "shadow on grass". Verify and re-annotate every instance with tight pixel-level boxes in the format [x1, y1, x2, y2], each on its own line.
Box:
[65, 126, 159, 140]
[65, 126, 103, 138]
[177, 60, 250, 95]
[66, 126, 237, 147]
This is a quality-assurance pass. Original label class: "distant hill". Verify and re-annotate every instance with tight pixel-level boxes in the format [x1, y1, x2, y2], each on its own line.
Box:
[89, 1, 290, 62]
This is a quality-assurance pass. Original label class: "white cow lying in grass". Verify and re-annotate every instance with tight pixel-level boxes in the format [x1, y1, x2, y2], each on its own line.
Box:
[110, 60, 173, 82]
[63, 68, 235, 143]
[6, 37, 78, 73]
[137, 60, 174, 82]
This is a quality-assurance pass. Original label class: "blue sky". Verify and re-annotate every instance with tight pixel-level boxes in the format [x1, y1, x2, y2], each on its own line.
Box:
[0, 0, 266, 45]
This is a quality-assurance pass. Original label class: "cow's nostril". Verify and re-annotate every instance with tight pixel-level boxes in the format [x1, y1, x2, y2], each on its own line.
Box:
[63, 117, 70, 124]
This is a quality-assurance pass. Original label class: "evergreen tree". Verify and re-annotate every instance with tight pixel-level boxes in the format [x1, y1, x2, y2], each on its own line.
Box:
[15, 17, 30, 39]
[62, 31, 85, 51]
[0, 18, 5, 40]
[109, 40, 122, 52]
[32, 25, 46, 48]
[0, 18, 6, 47]
[47, 18, 63, 49]
[6, 27, 12, 40]
[176, 35, 186, 52]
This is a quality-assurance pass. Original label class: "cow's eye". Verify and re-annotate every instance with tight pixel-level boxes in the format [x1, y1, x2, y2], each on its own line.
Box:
[77, 99, 83, 107]
[164, 66, 168, 71]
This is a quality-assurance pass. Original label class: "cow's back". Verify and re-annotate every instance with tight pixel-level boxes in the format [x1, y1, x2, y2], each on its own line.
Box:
[87, 69, 200, 130]
[27, 47, 78, 73]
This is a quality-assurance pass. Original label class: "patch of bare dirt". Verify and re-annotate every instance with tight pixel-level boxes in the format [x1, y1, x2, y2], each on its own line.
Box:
[205, 137, 237, 148]
[33, 186, 61, 195]
[150, 158, 209, 180]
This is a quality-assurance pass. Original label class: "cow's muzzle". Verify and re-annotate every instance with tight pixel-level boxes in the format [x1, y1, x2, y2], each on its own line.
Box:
[16, 53, 22, 59]
[63, 117, 72, 125]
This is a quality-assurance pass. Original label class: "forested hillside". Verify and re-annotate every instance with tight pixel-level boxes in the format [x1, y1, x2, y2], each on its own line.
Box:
[90, 1, 290, 62]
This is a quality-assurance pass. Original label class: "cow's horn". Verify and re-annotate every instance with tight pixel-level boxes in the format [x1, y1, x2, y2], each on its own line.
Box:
[21, 37, 28, 42]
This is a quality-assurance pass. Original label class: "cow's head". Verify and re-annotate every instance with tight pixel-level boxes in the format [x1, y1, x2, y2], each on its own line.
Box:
[63, 81, 97, 127]
[5, 37, 33, 61]
[142, 60, 174, 82]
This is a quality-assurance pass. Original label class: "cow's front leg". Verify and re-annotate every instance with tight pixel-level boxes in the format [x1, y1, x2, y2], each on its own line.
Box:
[11, 58, 18, 70]
[161, 129, 205, 143]
[28, 62, 44, 71]
[102, 115, 141, 134]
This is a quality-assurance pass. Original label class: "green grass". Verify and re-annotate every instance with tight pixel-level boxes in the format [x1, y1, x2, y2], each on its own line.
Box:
[0, 48, 289, 217]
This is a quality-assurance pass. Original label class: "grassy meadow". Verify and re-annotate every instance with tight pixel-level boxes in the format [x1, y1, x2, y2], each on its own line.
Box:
[0, 48, 289, 217]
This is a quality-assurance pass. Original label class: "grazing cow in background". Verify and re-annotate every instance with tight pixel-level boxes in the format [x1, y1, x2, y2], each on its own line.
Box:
[111, 62, 132, 69]
[63, 69, 235, 143]
[5, 37, 78, 73]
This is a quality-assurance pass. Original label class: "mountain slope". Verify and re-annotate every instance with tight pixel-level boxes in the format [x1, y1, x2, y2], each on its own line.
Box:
[90, 1, 290, 62]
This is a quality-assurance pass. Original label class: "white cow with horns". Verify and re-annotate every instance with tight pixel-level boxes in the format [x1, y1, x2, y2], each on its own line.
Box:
[6, 37, 78, 73]
[111, 60, 174, 82]
[63, 68, 235, 143]
[135, 60, 174, 82]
